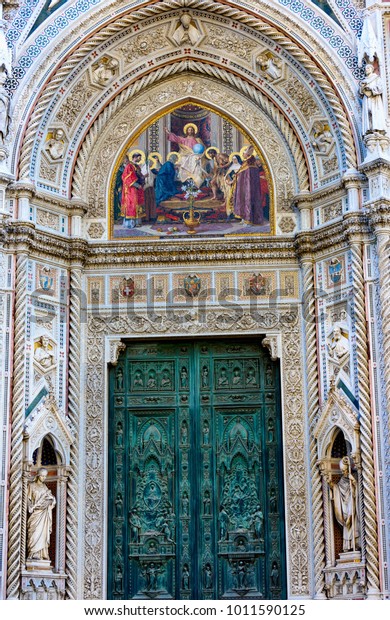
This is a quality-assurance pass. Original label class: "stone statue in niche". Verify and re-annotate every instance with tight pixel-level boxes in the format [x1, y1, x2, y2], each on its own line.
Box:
[34, 335, 56, 372]
[360, 64, 387, 135]
[328, 325, 349, 368]
[327, 456, 360, 552]
[27, 468, 56, 562]
[172, 13, 202, 47]
[45, 128, 66, 160]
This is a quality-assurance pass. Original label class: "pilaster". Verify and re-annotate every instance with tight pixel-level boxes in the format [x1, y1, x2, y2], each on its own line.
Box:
[347, 224, 380, 598]
[295, 234, 326, 598]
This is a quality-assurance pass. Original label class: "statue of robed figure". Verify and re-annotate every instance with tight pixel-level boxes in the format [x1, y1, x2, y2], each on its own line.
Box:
[327, 456, 360, 553]
[27, 468, 56, 562]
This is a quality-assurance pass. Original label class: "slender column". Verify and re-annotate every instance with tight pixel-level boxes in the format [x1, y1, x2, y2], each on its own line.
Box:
[349, 240, 380, 598]
[374, 229, 390, 420]
[65, 264, 83, 599]
[6, 253, 28, 598]
[299, 253, 326, 598]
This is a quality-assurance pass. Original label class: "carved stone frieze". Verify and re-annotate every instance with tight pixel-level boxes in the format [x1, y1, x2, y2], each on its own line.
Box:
[323, 202, 342, 223]
[118, 27, 168, 63]
[203, 24, 258, 63]
[57, 79, 95, 129]
[36, 209, 60, 231]
[283, 74, 319, 120]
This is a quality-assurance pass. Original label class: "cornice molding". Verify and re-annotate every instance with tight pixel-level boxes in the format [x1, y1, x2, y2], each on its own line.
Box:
[1, 213, 378, 267]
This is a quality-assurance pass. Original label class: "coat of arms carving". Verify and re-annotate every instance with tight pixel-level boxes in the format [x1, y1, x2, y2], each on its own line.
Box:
[183, 274, 201, 297]
[38, 266, 54, 292]
[120, 277, 135, 298]
[248, 273, 268, 296]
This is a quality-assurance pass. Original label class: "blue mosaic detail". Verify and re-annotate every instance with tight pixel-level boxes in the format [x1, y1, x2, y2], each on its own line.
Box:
[4, 0, 363, 98]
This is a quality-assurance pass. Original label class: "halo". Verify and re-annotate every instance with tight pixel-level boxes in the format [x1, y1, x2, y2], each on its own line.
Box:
[240, 145, 258, 160]
[229, 151, 241, 163]
[167, 151, 182, 164]
[205, 146, 220, 160]
[183, 123, 198, 135]
[128, 149, 146, 165]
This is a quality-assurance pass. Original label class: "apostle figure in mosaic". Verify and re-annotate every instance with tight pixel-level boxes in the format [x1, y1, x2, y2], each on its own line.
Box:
[27, 468, 56, 561]
[327, 456, 360, 552]
[120, 151, 146, 228]
[233, 146, 265, 225]
[360, 64, 387, 135]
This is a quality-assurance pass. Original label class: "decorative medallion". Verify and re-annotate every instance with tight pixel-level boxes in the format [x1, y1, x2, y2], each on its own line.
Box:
[120, 277, 135, 298]
[328, 258, 343, 285]
[183, 274, 201, 298]
[37, 266, 54, 292]
[248, 273, 267, 296]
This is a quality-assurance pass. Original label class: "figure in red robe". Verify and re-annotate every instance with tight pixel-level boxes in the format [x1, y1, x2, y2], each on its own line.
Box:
[233, 146, 266, 225]
[120, 152, 146, 228]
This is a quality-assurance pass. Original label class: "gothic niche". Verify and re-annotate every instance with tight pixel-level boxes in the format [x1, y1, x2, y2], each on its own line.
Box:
[21, 390, 74, 599]
[314, 387, 366, 599]
[22, 435, 69, 599]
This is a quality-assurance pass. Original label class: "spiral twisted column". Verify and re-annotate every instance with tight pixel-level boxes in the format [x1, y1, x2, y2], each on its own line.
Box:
[65, 266, 83, 599]
[375, 231, 390, 423]
[350, 241, 380, 597]
[300, 256, 326, 598]
[6, 253, 28, 599]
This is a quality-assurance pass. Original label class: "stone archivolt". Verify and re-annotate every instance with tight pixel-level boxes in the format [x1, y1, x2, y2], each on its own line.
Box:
[13, 5, 358, 199]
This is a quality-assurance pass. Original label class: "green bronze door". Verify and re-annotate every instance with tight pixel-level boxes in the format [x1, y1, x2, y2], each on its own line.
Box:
[108, 339, 286, 599]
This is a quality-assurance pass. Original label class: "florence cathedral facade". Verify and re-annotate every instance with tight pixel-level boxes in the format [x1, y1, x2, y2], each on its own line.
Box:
[0, 0, 389, 602]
